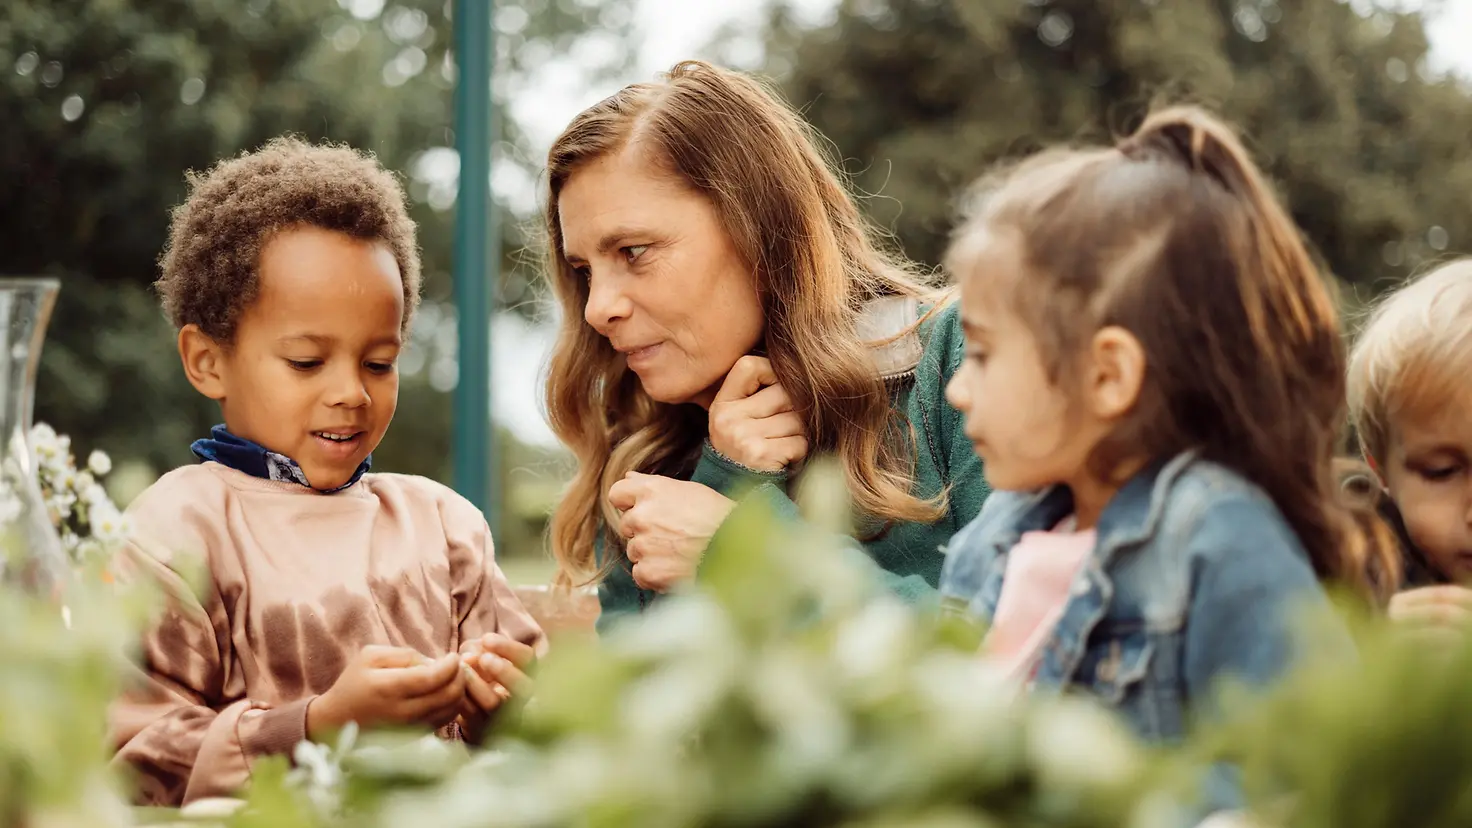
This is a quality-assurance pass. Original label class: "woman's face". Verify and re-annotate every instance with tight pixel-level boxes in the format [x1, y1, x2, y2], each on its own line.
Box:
[559, 147, 764, 408]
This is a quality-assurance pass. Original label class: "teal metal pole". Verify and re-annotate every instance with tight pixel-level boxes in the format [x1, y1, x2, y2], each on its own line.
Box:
[451, 0, 497, 531]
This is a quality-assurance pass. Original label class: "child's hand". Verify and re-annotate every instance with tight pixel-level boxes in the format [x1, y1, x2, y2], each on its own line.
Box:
[455, 634, 536, 742]
[1389, 585, 1472, 644]
[306, 645, 465, 741]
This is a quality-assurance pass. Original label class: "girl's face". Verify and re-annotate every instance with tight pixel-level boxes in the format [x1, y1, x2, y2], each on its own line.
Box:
[945, 228, 1142, 501]
[1384, 388, 1472, 580]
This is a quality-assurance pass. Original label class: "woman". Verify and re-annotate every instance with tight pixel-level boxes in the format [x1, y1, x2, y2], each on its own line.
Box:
[543, 60, 989, 632]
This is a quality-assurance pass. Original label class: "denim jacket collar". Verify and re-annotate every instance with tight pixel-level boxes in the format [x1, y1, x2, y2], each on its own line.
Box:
[953, 452, 1201, 693]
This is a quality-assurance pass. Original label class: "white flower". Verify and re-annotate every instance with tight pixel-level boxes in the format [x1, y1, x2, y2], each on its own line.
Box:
[81, 482, 110, 507]
[89, 503, 130, 544]
[47, 492, 73, 520]
[32, 437, 60, 466]
[73, 538, 104, 564]
[87, 450, 111, 477]
[287, 722, 357, 815]
[30, 422, 57, 446]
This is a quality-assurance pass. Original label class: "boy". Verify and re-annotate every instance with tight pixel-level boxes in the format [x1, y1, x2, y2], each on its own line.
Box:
[109, 138, 543, 806]
[1348, 259, 1472, 631]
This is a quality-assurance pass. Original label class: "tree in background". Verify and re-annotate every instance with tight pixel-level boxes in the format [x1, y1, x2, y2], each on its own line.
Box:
[1, 0, 625, 561]
[765, 0, 1472, 296]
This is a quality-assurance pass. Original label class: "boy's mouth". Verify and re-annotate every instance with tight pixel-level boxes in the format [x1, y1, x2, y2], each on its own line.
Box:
[313, 430, 362, 443]
[312, 430, 366, 455]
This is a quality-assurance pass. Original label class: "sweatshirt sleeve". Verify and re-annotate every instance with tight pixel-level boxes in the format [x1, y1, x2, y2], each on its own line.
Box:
[108, 539, 312, 806]
[443, 498, 547, 656]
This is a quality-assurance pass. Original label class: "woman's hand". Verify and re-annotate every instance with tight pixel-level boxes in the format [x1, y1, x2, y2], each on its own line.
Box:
[707, 356, 808, 472]
[608, 472, 736, 591]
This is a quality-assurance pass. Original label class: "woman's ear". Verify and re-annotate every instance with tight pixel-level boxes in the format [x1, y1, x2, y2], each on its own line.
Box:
[178, 324, 228, 401]
[1087, 326, 1146, 421]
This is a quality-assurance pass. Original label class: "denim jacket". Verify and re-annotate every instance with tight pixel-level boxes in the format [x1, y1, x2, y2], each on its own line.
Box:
[940, 453, 1350, 814]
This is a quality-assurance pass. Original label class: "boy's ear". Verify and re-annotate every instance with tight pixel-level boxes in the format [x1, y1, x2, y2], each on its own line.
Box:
[178, 324, 228, 400]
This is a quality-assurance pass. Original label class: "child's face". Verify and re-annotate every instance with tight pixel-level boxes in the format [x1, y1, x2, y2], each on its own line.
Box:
[944, 229, 1110, 493]
[1384, 389, 1472, 580]
[214, 226, 404, 490]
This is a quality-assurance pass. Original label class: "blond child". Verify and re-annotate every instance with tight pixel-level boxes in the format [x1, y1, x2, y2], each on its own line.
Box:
[938, 107, 1391, 817]
[108, 138, 543, 806]
[1347, 259, 1472, 632]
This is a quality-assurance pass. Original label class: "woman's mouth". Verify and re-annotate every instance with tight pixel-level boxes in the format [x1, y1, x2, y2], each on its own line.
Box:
[624, 343, 663, 370]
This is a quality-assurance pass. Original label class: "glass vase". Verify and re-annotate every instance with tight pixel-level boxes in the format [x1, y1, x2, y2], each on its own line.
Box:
[0, 277, 69, 599]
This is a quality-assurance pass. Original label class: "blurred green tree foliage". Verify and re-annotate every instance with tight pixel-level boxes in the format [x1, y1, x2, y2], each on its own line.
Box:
[1, 0, 623, 562]
[765, 0, 1472, 295]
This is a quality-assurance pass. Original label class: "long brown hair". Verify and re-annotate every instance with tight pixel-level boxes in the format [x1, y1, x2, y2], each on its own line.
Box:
[544, 61, 946, 588]
[946, 106, 1395, 603]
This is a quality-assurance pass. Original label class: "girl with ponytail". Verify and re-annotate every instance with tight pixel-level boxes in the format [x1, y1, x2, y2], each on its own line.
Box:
[937, 107, 1391, 816]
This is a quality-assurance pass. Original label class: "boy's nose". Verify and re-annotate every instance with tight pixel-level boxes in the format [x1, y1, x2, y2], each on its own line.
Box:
[327, 368, 371, 408]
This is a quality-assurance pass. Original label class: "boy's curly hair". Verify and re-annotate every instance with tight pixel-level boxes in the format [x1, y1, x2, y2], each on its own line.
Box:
[156, 136, 422, 342]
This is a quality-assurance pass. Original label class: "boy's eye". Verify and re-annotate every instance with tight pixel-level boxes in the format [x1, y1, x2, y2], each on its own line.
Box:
[287, 359, 322, 371]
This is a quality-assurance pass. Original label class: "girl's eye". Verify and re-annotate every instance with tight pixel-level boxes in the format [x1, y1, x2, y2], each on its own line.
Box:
[287, 359, 322, 371]
[624, 245, 648, 263]
[1417, 463, 1463, 483]
[568, 262, 590, 278]
[365, 362, 395, 375]
[966, 350, 988, 365]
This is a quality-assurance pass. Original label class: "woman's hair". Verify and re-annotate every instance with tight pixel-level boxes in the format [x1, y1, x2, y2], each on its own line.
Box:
[543, 60, 946, 587]
[945, 105, 1395, 603]
[1347, 258, 1472, 468]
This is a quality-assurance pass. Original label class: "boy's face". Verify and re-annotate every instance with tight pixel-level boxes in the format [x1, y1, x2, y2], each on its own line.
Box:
[194, 226, 404, 490]
[1384, 388, 1472, 581]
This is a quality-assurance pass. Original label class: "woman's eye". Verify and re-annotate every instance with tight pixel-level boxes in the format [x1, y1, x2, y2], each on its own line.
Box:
[287, 359, 322, 371]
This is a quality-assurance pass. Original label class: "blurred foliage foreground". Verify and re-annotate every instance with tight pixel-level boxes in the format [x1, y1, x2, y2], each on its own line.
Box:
[7, 466, 1472, 828]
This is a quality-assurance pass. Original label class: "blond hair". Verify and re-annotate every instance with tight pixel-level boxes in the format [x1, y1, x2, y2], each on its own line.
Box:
[1347, 259, 1472, 467]
[543, 61, 947, 588]
[947, 106, 1394, 604]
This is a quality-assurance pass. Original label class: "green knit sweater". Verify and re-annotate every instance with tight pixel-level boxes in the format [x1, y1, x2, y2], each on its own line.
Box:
[596, 300, 990, 633]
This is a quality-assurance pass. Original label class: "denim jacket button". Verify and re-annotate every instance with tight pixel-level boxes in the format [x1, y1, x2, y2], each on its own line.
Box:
[1070, 578, 1089, 597]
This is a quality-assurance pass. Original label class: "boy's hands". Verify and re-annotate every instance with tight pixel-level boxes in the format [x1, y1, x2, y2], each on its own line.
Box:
[455, 634, 537, 743]
[306, 645, 465, 741]
[1389, 585, 1472, 645]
